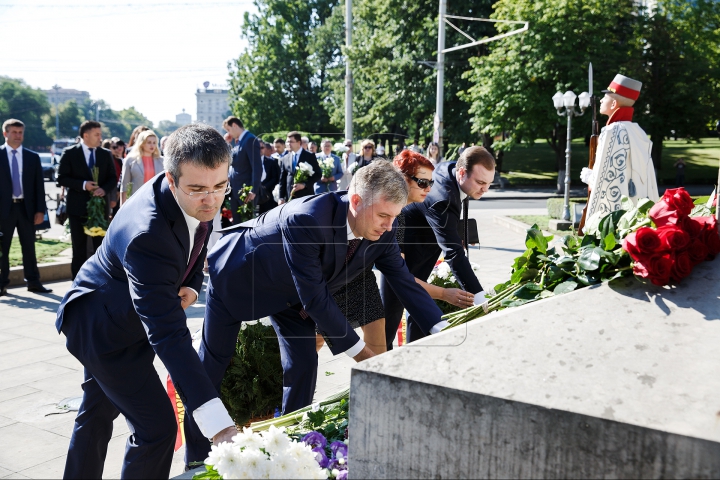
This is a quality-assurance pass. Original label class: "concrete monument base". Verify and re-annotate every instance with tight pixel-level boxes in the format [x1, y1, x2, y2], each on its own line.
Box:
[350, 257, 720, 478]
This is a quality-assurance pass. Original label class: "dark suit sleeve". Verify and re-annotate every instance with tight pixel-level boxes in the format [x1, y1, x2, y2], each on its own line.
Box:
[57, 150, 86, 192]
[374, 238, 444, 334]
[278, 157, 288, 201]
[281, 213, 361, 354]
[99, 151, 117, 194]
[426, 200, 483, 293]
[31, 154, 46, 214]
[123, 231, 217, 411]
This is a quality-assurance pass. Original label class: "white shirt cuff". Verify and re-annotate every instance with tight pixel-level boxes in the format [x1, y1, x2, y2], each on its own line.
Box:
[82, 181, 87, 191]
[186, 287, 199, 306]
[192, 397, 235, 439]
[344, 338, 365, 358]
[430, 321, 449, 334]
[473, 291, 489, 306]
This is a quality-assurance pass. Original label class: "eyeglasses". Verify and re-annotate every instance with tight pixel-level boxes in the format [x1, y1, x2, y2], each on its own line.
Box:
[363, 146, 373, 150]
[175, 183, 232, 198]
[111, 145, 123, 149]
[410, 176, 434, 189]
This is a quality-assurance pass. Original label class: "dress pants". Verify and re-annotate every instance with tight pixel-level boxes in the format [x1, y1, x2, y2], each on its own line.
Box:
[0, 202, 41, 288]
[68, 214, 103, 279]
[61, 301, 177, 479]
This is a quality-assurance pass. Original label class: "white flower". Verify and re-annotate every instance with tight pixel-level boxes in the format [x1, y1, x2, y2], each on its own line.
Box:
[261, 426, 291, 454]
[260, 317, 272, 326]
[322, 157, 335, 170]
[436, 262, 451, 279]
[241, 322, 248, 331]
[298, 162, 315, 176]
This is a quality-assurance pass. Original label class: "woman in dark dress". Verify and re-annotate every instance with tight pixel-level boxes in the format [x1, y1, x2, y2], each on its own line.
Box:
[315, 150, 474, 354]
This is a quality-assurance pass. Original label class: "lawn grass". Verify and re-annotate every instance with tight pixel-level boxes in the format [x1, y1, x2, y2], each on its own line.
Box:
[500, 137, 720, 186]
[7, 237, 70, 267]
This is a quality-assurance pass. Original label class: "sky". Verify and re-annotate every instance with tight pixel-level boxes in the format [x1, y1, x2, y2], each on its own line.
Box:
[0, 0, 257, 126]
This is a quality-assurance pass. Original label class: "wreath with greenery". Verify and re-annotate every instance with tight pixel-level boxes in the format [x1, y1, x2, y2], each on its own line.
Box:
[219, 320, 284, 426]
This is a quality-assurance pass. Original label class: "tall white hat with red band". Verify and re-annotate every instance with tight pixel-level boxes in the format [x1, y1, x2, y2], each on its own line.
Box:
[602, 74, 642, 101]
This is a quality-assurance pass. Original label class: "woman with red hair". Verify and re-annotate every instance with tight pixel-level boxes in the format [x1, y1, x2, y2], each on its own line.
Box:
[317, 151, 475, 355]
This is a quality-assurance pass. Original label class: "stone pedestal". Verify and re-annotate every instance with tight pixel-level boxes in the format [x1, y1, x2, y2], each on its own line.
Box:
[350, 257, 720, 479]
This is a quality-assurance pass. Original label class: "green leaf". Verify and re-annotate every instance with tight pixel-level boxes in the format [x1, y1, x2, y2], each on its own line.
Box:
[525, 225, 549, 255]
[578, 247, 602, 271]
[553, 280, 578, 295]
[636, 198, 655, 213]
[603, 233, 617, 251]
[554, 255, 575, 266]
[539, 289, 555, 298]
[693, 195, 711, 205]
[514, 283, 543, 300]
[307, 410, 325, 427]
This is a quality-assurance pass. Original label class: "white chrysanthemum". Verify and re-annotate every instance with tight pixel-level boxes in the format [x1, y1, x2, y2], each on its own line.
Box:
[322, 157, 335, 169]
[206, 442, 241, 478]
[232, 428, 263, 451]
[260, 317, 272, 326]
[261, 426, 291, 454]
[436, 262, 451, 279]
[238, 448, 270, 479]
[298, 162, 315, 175]
[268, 454, 294, 479]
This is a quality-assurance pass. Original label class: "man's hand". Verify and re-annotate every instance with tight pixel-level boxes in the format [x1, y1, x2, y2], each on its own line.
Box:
[352, 345, 376, 363]
[93, 188, 106, 197]
[85, 181, 98, 191]
[291, 183, 305, 193]
[178, 287, 198, 309]
[33, 212, 44, 225]
[442, 288, 475, 308]
[212, 426, 237, 446]
[244, 192, 256, 203]
[278, 199, 286, 205]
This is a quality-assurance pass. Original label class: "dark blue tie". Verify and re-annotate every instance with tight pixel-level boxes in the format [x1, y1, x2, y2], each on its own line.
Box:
[292, 153, 297, 172]
[11, 149, 22, 198]
[88, 148, 95, 170]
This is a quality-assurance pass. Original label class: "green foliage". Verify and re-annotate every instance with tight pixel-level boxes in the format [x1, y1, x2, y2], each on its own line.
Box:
[0, 76, 53, 148]
[236, 184, 255, 222]
[546, 197, 588, 219]
[43, 100, 83, 139]
[220, 322, 283, 426]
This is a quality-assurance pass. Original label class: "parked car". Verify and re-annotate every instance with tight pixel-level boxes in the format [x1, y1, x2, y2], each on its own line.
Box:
[39, 153, 57, 181]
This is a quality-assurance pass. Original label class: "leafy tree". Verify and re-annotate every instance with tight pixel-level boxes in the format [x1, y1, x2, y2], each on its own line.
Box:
[462, 0, 639, 172]
[42, 100, 84, 140]
[0, 76, 53, 148]
[629, 0, 720, 169]
[155, 120, 183, 138]
[227, 0, 341, 136]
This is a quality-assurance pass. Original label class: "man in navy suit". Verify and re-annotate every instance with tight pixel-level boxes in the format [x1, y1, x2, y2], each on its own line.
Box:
[0, 119, 51, 295]
[183, 162, 449, 464]
[222, 116, 262, 224]
[56, 124, 237, 479]
[57, 120, 117, 279]
[383, 146, 496, 348]
[278, 131, 321, 203]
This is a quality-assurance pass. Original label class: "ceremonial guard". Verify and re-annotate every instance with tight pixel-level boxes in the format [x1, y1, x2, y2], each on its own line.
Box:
[582, 74, 659, 217]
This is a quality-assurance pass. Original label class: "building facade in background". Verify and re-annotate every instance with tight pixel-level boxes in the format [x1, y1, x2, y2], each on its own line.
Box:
[176, 109, 192, 126]
[195, 82, 230, 133]
[43, 87, 90, 106]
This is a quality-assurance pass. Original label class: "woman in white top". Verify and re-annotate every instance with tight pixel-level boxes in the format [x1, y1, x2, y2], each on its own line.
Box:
[426, 141, 443, 165]
[120, 130, 164, 205]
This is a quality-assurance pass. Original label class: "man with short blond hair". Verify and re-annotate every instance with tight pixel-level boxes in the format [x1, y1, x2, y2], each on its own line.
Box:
[0, 119, 51, 295]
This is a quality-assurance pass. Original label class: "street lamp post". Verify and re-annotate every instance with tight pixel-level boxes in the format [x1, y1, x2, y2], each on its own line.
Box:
[52, 84, 61, 141]
[552, 90, 590, 222]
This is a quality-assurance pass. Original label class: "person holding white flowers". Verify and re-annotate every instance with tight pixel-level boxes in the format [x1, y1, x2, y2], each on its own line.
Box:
[278, 131, 321, 203]
[314, 139, 344, 194]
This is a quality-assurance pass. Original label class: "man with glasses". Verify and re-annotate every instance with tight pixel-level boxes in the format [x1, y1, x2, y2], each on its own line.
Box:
[55, 124, 237, 478]
[278, 131, 321, 204]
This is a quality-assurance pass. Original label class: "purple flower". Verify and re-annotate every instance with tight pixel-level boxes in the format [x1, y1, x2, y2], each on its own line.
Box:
[312, 447, 329, 468]
[336, 470, 348, 480]
[328, 458, 348, 472]
[329, 441, 348, 460]
[302, 431, 327, 449]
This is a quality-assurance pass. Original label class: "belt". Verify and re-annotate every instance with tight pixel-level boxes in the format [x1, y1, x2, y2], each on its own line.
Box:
[12, 198, 24, 203]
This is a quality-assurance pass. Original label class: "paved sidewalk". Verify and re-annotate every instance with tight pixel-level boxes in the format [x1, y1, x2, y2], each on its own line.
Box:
[0, 204, 535, 479]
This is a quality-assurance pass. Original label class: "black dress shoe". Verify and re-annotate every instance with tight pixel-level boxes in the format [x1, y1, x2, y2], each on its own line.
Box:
[27, 284, 52, 293]
[0, 286, 7, 296]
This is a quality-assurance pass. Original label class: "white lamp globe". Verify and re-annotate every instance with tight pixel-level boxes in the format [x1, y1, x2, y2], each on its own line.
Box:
[578, 91, 591, 109]
[563, 90, 577, 109]
[552, 92, 564, 109]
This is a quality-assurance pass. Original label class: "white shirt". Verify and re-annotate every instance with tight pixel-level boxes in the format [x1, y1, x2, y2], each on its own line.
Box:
[455, 180, 487, 309]
[6, 144, 23, 199]
[172, 193, 235, 439]
[80, 140, 96, 191]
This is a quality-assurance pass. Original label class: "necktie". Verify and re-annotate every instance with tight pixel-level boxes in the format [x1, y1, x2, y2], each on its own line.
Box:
[182, 221, 209, 284]
[345, 238, 362, 264]
[88, 148, 95, 171]
[292, 153, 298, 172]
[462, 197, 470, 257]
[11, 150, 22, 198]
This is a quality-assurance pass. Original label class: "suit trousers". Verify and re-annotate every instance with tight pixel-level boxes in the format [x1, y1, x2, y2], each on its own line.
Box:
[61, 300, 177, 479]
[0, 202, 40, 288]
[68, 214, 103, 279]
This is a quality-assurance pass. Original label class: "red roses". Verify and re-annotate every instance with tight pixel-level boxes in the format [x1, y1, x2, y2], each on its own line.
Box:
[622, 188, 719, 286]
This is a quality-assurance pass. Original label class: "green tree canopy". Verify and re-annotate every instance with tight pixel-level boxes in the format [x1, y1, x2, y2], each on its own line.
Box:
[42, 100, 84, 139]
[0, 76, 53, 148]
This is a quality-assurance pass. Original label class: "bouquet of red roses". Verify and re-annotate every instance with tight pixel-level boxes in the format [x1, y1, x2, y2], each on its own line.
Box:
[622, 188, 719, 286]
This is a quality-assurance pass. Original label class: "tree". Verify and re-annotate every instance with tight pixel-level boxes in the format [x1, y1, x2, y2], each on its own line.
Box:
[42, 100, 84, 140]
[227, 0, 341, 136]
[0, 76, 53, 148]
[155, 120, 183, 138]
[629, 0, 720, 169]
[462, 0, 640, 172]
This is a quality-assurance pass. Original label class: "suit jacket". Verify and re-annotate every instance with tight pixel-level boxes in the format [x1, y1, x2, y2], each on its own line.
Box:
[0, 145, 46, 220]
[208, 192, 443, 354]
[55, 174, 216, 412]
[259, 155, 281, 204]
[57, 144, 117, 217]
[120, 155, 165, 193]
[278, 149, 321, 201]
[403, 161, 482, 293]
[229, 131, 262, 199]
[314, 153, 344, 193]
